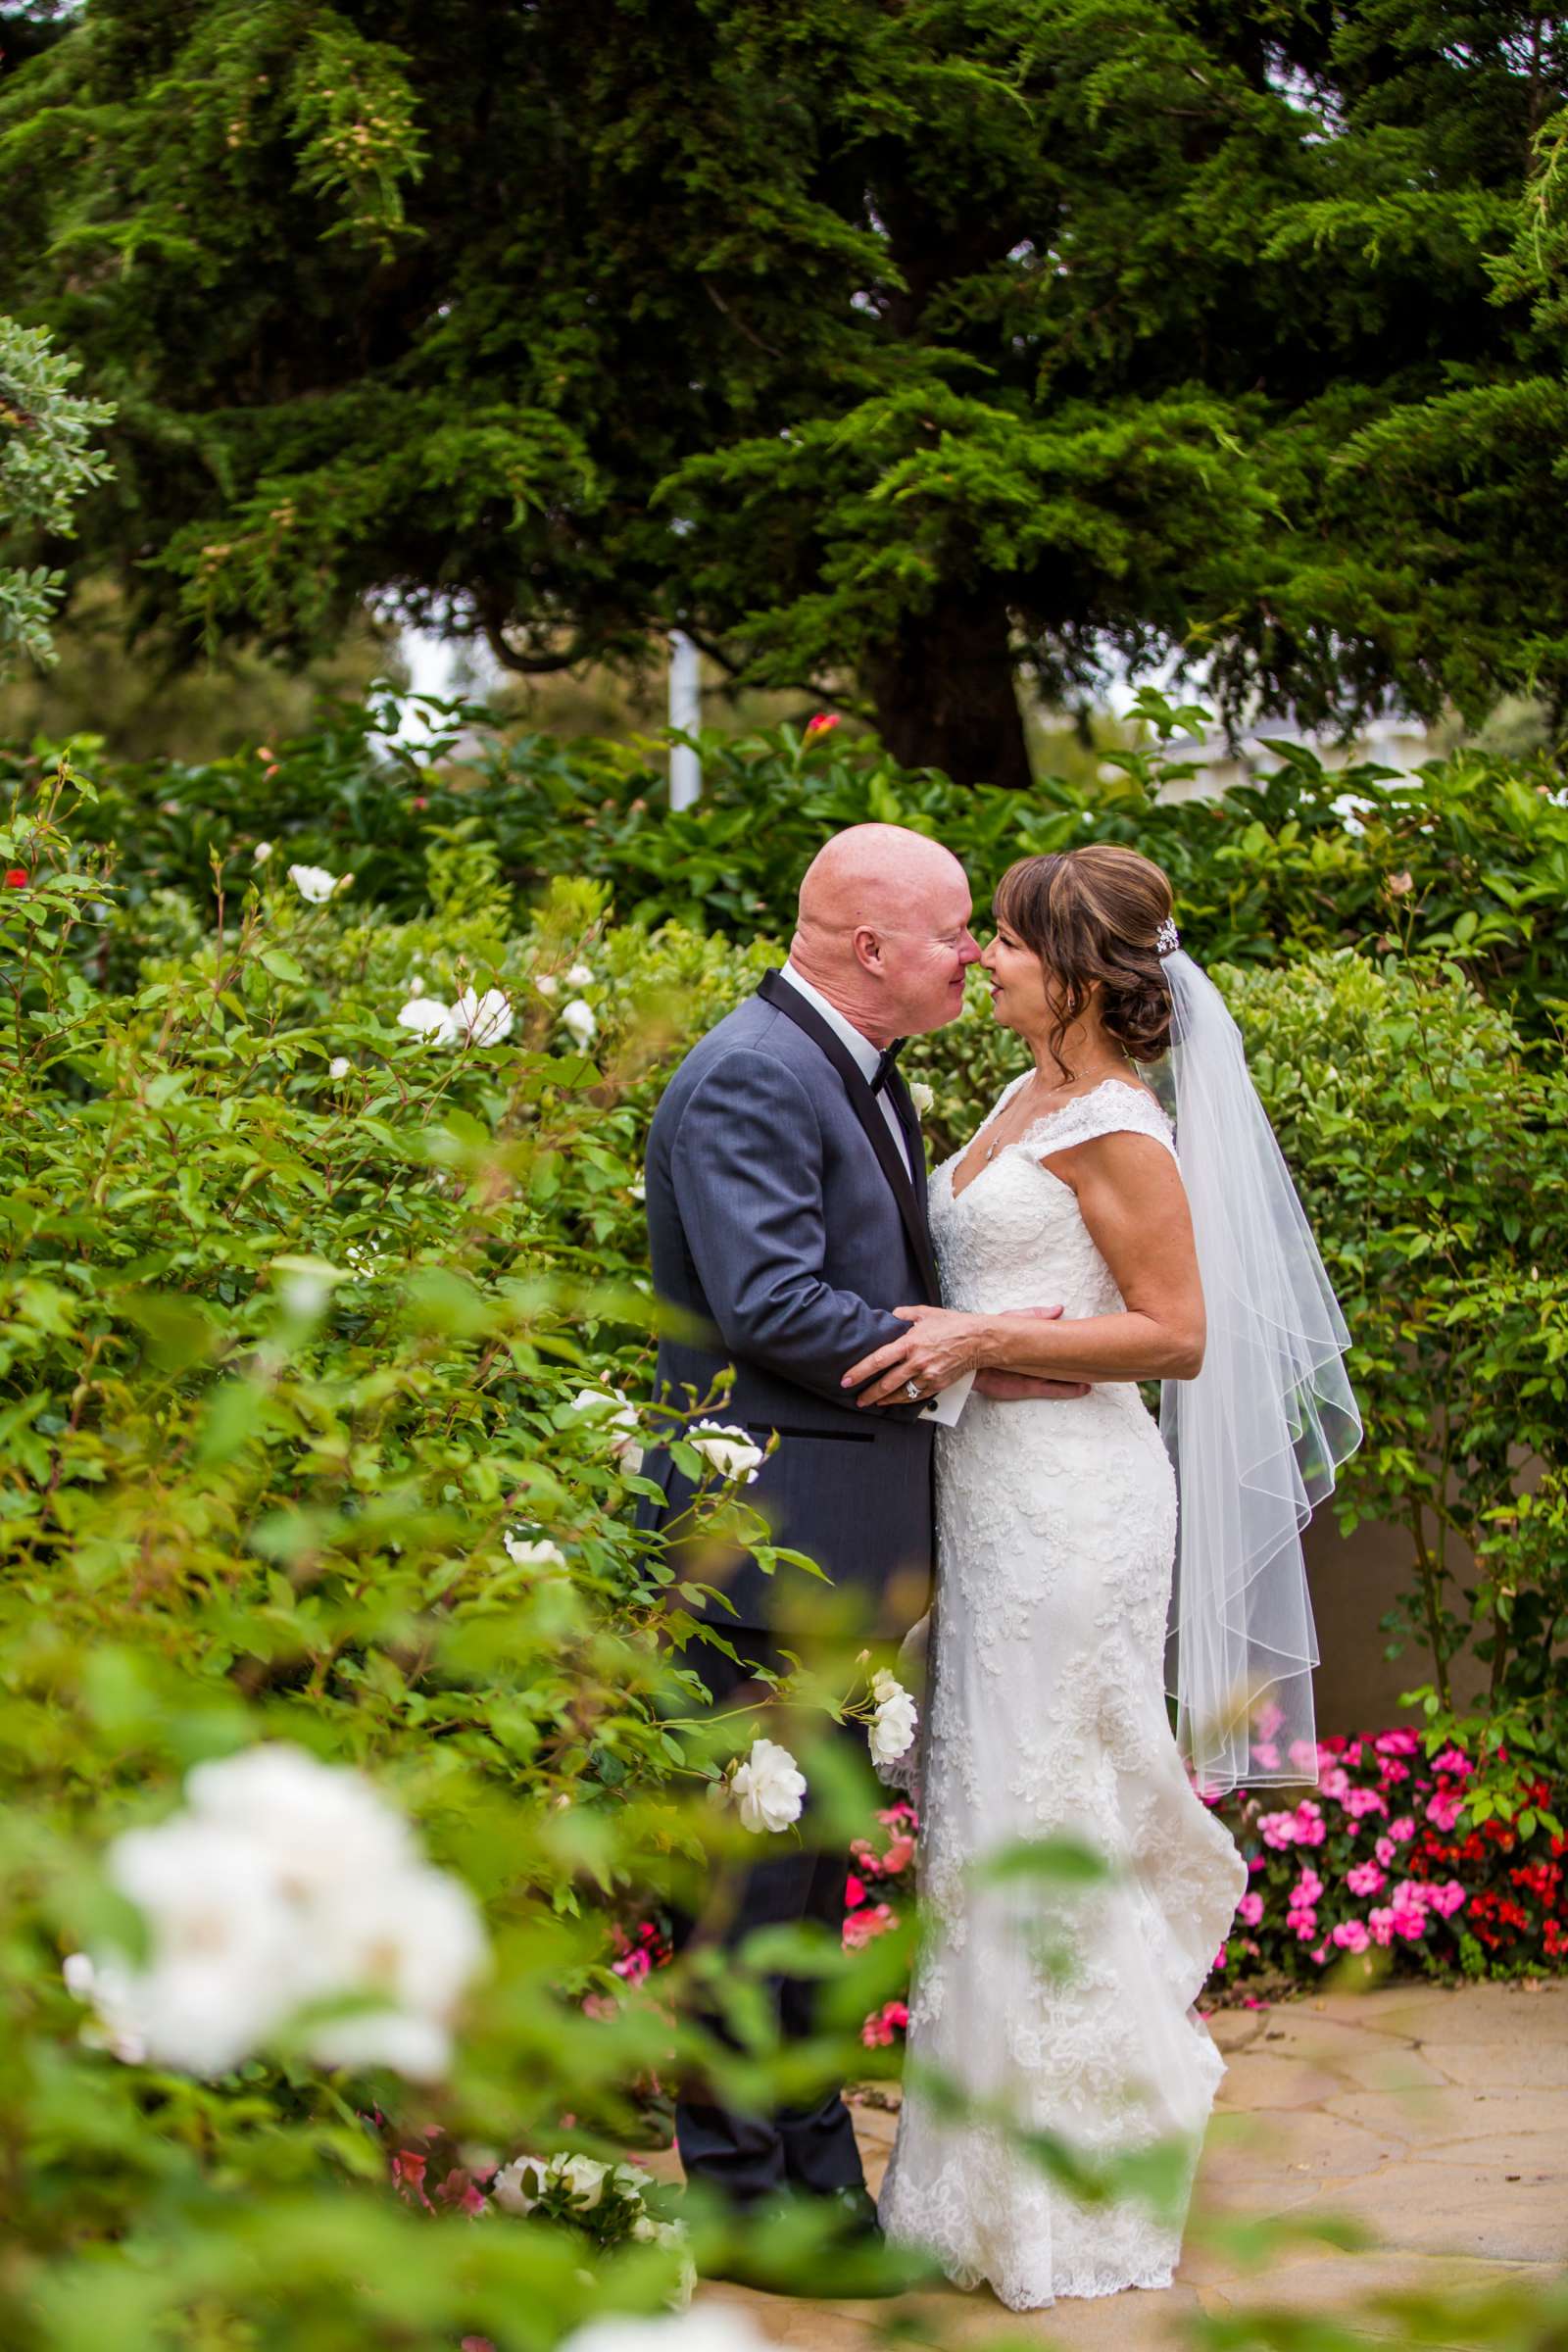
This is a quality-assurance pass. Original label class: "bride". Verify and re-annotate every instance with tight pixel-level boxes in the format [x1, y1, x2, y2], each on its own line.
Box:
[842, 844, 1359, 2310]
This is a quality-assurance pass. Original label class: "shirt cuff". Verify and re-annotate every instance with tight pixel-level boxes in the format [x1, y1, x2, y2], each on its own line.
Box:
[918, 1368, 975, 1427]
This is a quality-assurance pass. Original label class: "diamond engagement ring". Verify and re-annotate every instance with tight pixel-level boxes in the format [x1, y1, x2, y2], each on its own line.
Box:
[905, 1378, 923, 1401]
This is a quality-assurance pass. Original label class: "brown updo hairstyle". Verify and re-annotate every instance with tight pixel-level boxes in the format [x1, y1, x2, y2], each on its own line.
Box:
[992, 844, 1176, 1075]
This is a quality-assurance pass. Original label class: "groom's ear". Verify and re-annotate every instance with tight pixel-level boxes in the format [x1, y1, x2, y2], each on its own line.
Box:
[851, 924, 885, 972]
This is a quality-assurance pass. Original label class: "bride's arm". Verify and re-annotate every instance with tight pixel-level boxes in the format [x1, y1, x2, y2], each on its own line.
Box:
[842, 1132, 1205, 1404]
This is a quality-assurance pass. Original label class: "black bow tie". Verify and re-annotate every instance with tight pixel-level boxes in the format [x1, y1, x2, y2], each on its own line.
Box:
[870, 1040, 906, 1095]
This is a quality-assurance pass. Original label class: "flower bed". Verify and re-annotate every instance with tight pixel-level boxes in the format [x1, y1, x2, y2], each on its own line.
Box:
[1210, 1731, 1565, 1986]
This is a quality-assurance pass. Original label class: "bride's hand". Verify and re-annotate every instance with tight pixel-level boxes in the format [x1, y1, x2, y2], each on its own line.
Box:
[843, 1304, 988, 1406]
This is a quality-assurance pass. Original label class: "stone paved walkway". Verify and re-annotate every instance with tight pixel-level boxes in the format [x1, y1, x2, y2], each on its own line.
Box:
[689, 1981, 1567, 2347]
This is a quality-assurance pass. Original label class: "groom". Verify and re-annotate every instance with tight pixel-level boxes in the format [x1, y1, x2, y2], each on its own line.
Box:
[640, 822, 1078, 2243]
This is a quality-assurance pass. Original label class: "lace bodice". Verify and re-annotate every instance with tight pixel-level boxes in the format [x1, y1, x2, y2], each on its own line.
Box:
[931, 1075, 1177, 1323]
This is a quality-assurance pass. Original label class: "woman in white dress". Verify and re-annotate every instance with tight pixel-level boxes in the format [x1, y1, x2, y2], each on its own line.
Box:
[843, 845, 1358, 2311]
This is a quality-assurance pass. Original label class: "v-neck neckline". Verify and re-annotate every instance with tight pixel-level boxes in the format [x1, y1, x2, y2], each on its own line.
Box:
[946, 1075, 1148, 1204]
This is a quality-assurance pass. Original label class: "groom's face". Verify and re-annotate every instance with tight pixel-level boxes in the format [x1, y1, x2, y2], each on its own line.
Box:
[878, 873, 981, 1034]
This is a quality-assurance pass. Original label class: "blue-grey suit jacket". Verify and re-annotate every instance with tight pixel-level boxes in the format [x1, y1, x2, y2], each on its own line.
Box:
[640, 970, 937, 1636]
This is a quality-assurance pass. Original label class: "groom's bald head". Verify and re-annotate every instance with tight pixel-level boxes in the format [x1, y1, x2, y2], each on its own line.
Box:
[789, 823, 978, 1043]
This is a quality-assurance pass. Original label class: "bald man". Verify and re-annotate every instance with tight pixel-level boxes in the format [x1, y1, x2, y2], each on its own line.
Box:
[640, 824, 1067, 2258]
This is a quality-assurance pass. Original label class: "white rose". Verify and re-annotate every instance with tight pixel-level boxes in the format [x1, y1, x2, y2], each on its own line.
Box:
[688, 1422, 764, 1486]
[504, 1533, 566, 1569]
[569, 1386, 644, 1475]
[253, 840, 273, 865]
[907, 1080, 934, 1118]
[493, 2155, 546, 2214]
[564, 961, 595, 987]
[869, 1685, 918, 1767]
[549, 2151, 609, 2209]
[398, 993, 456, 1042]
[288, 863, 340, 904]
[447, 986, 514, 1048]
[328, 1056, 351, 1079]
[561, 997, 598, 1049]
[728, 1736, 806, 1835]
[535, 973, 561, 998]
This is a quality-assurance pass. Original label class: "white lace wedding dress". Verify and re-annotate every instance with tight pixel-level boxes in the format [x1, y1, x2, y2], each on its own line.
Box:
[877, 1076, 1249, 2310]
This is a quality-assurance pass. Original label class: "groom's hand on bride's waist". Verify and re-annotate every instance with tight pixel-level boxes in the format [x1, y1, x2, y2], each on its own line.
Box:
[975, 1307, 1090, 1401]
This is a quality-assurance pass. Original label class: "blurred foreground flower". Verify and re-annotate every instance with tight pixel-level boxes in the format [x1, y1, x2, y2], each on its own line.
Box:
[563, 2306, 768, 2350]
[504, 1532, 567, 1569]
[288, 862, 345, 903]
[907, 1080, 934, 1118]
[65, 1744, 487, 2080]
[687, 1423, 763, 1486]
[562, 997, 598, 1049]
[449, 986, 514, 1047]
[722, 1737, 807, 1835]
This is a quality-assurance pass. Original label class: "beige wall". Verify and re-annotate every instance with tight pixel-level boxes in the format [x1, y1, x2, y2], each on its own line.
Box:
[1304, 1513, 1487, 1734]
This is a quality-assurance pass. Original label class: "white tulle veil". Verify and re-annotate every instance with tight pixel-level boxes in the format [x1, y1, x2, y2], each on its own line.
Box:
[1152, 945, 1361, 1795]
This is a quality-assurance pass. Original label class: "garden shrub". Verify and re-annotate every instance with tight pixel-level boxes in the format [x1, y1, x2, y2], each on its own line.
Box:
[10, 686, 1567, 1032]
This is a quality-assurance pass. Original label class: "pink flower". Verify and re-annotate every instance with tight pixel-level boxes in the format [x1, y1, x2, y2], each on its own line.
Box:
[1254, 1699, 1286, 1740]
[1292, 1868, 1324, 1907]
[843, 1902, 897, 1950]
[1346, 1740, 1364, 1766]
[1332, 1919, 1371, 1952]
[845, 1872, 866, 1909]
[1428, 1880, 1467, 1918]
[1318, 1766, 1351, 1801]
[1368, 1906, 1396, 1946]
[1375, 1730, 1420, 1757]
[1380, 1759, 1410, 1785]
[1375, 1836, 1396, 1867]
[1347, 1862, 1386, 1896]
[1249, 1854, 1267, 1875]
[805, 711, 841, 737]
[1425, 1790, 1465, 1833]
[1388, 1815, 1416, 1842]
[1310, 1942, 1330, 1966]
[1258, 1810, 1298, 1848]
[1212, 1943, 1229, 1971]
[1288, 1738, 1319, 1773]
[1253, 1741, 1280, 1771]
[1344, 1787, 1388, 1819]
[1292, 1799, 1327, 1846]
[882, 1835, 915, 1875]
[1431, 1746, 1473, 1778]
[1237, 1890, 1264, 1928]
[1290, 1909, 1318, 1940]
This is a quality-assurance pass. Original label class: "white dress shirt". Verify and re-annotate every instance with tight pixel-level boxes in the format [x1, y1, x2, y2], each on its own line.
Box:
[776, 962, 972, 1427]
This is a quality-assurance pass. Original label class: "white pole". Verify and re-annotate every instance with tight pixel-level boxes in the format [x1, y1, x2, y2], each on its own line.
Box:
[668, 629, 702, 810]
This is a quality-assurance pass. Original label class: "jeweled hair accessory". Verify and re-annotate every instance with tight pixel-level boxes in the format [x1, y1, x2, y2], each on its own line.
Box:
[1155, 916, 1180, 957]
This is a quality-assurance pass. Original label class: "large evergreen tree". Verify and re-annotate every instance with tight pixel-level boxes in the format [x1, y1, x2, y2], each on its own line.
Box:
[1, 2, 1565, 783]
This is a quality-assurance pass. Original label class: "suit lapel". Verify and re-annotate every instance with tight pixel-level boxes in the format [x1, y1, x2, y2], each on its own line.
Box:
[756, 969, 940, 1303]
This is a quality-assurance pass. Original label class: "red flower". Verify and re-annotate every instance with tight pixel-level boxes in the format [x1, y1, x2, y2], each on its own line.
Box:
[845, 1871, 866, 1909]
[4, 868, 26, 889]
[805, 712, 841, 737]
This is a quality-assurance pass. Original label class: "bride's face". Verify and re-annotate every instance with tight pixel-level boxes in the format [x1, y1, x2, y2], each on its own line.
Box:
[979, 919, 1056, 1039]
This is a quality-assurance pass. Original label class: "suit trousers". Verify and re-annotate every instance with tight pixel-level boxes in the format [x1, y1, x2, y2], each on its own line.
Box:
[666, 1625, 866, 2210]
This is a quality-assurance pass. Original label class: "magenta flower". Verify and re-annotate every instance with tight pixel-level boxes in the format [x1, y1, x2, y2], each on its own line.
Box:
[1237, 1890, 1264, 1927]
[1347, 1861, 1386, 1896]
[1343, 1787, 1388, 1819]
[1428, 1880, 1467, 1917]
[1388, 1815, 1416, 1842]
[1253, 1741, 1281, 1770]
[1380, 1759, 1410, 1785]
[1375, 1835, 1396, 1867]
[1258, 1810, 1298, 1849]
[1430, 1745, 1473, 1777]
[1292, 1799, 1327, 1846]
[1368, 1906, 1396, 1946]
[1318, 1765, 1350, 1800]
[1291, 1912, 1318, 1940]
[1288, 1738, 1319, 1773]
[1332, 1919, 1371, 1952]
[1291, 1867, 1324, 1908]
[1374, 1730, 1420, 1757]
[1425, 1789, 1465, 1833]
[1254, 1699, 1286, 1740]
